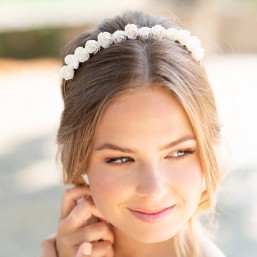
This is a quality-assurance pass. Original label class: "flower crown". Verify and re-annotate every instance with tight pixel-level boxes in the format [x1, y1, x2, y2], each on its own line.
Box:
[60, 24, 204, 81]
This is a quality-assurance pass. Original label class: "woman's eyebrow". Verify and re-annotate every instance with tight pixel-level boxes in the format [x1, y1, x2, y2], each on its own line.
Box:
[94, 135, 195, 153]
[160, 135, 195, 151]
[94, 143, 135, 153]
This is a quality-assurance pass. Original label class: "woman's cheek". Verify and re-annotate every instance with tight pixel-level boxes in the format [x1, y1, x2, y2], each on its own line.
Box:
[174, 165, 202, 187]
[88, 165, 134, 201]
[166, 161, 203, 197]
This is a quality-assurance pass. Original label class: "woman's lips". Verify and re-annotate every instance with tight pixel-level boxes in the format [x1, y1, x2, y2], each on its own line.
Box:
[129, 206, 174, 223]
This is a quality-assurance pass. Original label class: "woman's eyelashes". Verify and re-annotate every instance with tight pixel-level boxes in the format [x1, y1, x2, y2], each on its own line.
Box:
[105, 149, 195, 165]
[167, 149, 195, 159]
[105, 156, 134, 165]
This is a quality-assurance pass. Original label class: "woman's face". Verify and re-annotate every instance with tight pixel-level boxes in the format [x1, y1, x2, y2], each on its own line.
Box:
[87, 86, 203, 243]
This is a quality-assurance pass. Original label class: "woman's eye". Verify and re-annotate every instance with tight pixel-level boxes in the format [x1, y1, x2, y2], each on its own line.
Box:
[169, 150, 195, 158]
[106, 157, 133, 164]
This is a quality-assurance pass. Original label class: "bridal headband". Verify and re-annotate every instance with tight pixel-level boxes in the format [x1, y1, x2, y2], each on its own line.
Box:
[60, 24, 205, 81]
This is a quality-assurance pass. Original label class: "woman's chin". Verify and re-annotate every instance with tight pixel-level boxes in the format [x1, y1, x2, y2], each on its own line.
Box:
[124, 229, 177, 244]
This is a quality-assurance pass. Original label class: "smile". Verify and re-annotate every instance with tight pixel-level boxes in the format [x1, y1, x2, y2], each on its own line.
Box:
[129, 206, 174, 223]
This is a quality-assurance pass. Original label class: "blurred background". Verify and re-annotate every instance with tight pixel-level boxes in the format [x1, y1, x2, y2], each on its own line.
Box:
[0, 0, 257, 256]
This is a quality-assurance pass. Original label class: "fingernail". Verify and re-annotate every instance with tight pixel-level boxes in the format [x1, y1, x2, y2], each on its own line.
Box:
[82, 242, 92, 255]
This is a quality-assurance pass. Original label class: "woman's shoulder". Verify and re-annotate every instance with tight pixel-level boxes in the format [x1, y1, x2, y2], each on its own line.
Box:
[199, 234, 226, 257]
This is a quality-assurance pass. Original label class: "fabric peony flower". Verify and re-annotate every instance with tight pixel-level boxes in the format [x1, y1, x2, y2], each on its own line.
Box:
[185, 36, 202, 52]
[191, 47, 205, 61]
[138, 27, 151, 39]
[85, 40, 101, 54]
[151, 25, 166, 39]
[112, 30, 127, 43]
[176, 29, 191, 46]
[165, 28, 178, 41]
[125, 24, 139, 39]
[60, 65, 75, 80]
[98, 32, 113, 48]
[60, 24, 205, 81]
[64, 54, 79, 69]
[74, 47, 90, 62]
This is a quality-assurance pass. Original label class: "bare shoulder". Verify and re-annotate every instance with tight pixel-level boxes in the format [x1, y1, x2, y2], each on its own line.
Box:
[40, 233, 58, 257]
[199, 234, 226, 257]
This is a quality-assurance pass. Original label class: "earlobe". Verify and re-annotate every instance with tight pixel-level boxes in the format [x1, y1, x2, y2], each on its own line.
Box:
[82, 174, 90, 185]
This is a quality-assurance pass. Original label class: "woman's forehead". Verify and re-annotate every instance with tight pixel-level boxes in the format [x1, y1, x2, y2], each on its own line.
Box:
[93, 86, 194, 147]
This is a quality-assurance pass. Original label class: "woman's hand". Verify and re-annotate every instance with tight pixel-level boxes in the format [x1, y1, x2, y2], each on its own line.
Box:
[51, 185, 114, 257]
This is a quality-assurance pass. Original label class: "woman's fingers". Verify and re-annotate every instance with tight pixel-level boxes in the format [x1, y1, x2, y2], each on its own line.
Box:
[59, 198, 104, 234]
[81, 222, 114, 244]
[76, 242, 92, 257]
[58, 220, 114, 254]
[92, 241, 114, 257]
[76, 241, 114, 257]
[60, 186, 91, 219]
[56, 185, 114, 257]
[62, 222, 114, 246]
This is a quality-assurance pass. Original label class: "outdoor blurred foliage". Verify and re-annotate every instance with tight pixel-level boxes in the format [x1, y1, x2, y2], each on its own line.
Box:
[0, 0, 257, 59]
[0, 28, 63, 59]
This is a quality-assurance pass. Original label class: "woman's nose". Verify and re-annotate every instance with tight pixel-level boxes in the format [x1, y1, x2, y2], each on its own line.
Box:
[136, 164, 169, 200]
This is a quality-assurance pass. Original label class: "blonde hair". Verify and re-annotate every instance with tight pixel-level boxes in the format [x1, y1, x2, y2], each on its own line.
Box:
[57, 10, 221, 257]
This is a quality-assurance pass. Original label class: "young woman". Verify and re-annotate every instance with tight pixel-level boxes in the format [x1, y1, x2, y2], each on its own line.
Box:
[40, 10, 226, 257]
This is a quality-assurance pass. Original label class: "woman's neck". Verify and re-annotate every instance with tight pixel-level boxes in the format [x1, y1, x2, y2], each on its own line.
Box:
[112, 227, 176, 257]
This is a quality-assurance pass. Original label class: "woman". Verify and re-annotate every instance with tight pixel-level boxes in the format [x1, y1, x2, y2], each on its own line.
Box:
[40, 10, 226, 257]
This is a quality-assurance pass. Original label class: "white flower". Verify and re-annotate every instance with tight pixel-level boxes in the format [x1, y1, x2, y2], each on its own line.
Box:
[64, 54, 79, 69]
[98, 32, 113, 48]
[59, 25, 205, 81]
[60, 65, 75, 80]
[191, 47, 205, 61]
[138, 27, 151, 39]
[185, 36, 201, 52]
[112, 30, 127, 43]
[176, 29, 191, 45]
[85, 40, 101, 54]
[74, 47, 90, 62]
[151, 25, 166, 39]
[125, 24, 139, 39]
[165, 28, 178, 41]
